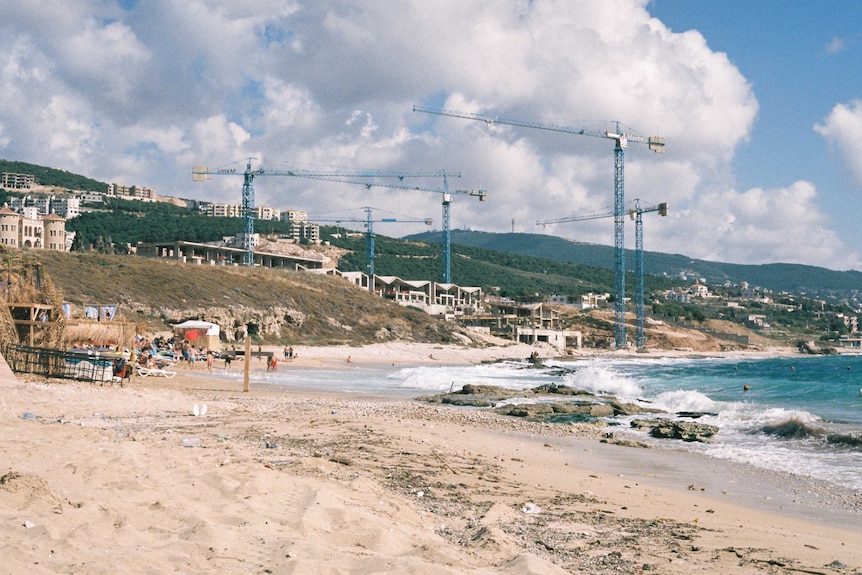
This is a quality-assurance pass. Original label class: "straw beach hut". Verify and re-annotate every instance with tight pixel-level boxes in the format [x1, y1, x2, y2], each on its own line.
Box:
[61, 321, 134, 351]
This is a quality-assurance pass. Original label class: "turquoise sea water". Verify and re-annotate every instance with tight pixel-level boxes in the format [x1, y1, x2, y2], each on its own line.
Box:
[242, 353, 862, 490]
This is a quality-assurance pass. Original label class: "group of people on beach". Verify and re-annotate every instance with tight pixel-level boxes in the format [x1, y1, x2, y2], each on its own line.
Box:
[132, 334, 218, 374]
[122, 336, 301, 377]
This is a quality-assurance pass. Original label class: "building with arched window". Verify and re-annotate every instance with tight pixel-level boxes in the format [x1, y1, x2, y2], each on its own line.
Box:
[0, 205, 68, 251]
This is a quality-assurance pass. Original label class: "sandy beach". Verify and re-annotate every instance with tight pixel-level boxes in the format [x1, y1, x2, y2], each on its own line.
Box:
[1, 342, 859, 574]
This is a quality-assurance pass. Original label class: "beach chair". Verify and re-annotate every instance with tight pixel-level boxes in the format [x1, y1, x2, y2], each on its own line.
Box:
[137, 367, 177, 378]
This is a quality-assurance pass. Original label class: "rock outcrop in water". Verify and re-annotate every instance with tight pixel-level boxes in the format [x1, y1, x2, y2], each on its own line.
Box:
[419, 383, 721, 443]
[418, 384, 663, 420]
[631, 418, 719, 442]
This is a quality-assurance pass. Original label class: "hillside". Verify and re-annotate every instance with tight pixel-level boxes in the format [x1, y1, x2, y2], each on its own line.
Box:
[55, 196, 655, 299]
[31, 251, 471, 347]
[407, 230, 862, 300]
[31, 251, 785, 353]
[0, 159, 108, 193]
[5, 157, 859, 300]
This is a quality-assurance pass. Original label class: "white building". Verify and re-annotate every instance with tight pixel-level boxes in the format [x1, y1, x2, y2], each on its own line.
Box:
[280, 210, 308, 223]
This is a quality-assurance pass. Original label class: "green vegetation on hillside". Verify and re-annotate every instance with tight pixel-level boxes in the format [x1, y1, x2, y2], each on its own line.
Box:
[0, 159, 108, 192]
[320, 231, 674, 299]
[408, 230, 862, 301]
[67, 197, 298, 252]
[62, 197, 667, 300]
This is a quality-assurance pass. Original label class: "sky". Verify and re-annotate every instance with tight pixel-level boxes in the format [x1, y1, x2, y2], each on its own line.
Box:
[1, 1, 861, 270]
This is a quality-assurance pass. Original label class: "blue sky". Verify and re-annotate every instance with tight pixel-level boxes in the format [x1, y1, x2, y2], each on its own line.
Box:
[1, 1, 861, 271]
[651, 0, 862, 253]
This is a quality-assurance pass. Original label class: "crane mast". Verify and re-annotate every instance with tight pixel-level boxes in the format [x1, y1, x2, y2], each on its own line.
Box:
[414, 104, 664, 348]
[630, 200, 668, 350]
[613, 134, 625, 348]
[312, 207, 432, 279]
[240, 160, 255, 266]
[300, 170, 486, 284]
[538, 200, 667, 351]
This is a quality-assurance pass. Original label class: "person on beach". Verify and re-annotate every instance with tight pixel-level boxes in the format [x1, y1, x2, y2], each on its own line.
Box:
[224, 354, 232, 372]
[128, 348, 136, 377]
[206, 350, 214, 373]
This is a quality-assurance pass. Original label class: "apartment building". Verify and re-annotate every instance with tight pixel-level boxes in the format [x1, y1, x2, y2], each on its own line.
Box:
[280, 210, 308, 223]
[255, 205, 280, 221]
[205, 203, 244, 218]
[8, 195, 81, 219]
[1, 172, 35, 190]
[107, 183, 156, 200]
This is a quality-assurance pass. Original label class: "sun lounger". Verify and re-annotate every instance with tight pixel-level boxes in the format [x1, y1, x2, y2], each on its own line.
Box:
[137, 367, 177, 378]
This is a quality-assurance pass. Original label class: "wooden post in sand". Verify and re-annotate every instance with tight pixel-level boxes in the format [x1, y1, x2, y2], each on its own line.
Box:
[243, 336, 251, 392]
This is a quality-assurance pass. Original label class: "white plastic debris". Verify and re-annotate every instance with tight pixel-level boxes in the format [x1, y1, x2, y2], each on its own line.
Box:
[522, 502, 542, 514]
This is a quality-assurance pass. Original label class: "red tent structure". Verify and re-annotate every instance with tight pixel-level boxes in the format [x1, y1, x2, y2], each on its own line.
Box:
[172, 320, 220, 351]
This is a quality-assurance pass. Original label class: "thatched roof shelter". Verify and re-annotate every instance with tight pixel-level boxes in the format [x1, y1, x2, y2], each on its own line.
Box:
[61, 321, 135, 350]
[0, 246, 65, 349]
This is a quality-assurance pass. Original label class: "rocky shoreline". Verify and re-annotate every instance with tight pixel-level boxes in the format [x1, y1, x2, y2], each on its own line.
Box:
[419, 383, 721, 443]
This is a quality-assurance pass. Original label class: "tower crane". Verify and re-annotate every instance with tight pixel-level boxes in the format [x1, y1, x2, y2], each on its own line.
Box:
[414, 104, 665, 349]
[537, 200, 667, 351]
[630, 200, 667, 350]
[311, 207, 433, 279]
[192, 159, 449, 267]
[301, 170, 486, 284]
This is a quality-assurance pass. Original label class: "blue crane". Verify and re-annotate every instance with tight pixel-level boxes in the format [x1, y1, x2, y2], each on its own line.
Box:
[300, 170, 486, 284]
[413, 104, 665, 349]
[311, 206, 433, 279]
[538, 200, 668, 350]
[192, 159, 448, 267]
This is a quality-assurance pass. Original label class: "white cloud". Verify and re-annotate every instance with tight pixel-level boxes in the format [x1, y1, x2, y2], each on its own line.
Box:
[825, 36, 847, 55]
[655, 181, 860, 269]
[814, 100, 862, 187]
[0, 0, 855, 269]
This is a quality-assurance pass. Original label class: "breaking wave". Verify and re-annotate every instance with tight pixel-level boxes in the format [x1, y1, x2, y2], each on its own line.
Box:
[758, 417, 862, 449]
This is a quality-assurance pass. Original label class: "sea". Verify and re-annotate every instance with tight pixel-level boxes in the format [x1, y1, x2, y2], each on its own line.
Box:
[236, 353, 862, 492]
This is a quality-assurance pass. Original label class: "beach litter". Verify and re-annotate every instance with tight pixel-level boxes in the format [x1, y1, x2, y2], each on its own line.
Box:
[522, 502, 542, 514]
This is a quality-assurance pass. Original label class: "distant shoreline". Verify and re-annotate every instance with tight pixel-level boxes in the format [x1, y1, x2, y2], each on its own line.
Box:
[238, 340, 803, 370]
